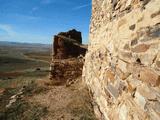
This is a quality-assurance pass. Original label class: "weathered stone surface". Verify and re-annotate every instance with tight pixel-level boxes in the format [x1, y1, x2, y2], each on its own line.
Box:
[117, 59, 128, 73]
[58, 29, 82, 43]
[127, 77, 142, 93]
[131, 44, 150, 53]
[53, 29, 87, 59]
[128, 64, 160, 86]
[50, 58, 84, 82]
[106, 84, 119, 99]
[83, 0, 160, 119]
[123, 43, 130, 50]
[139, 68, 160, 86]
[150, 10, 160, 18]
[137, 85, 157, 100]
[156, 61, 160, 68]
[129, 24, 136, 30]
[134, 89, 147, 111]
[154, 102, 160, 113]
[116, 67, 131, 80]
[131, 38, 138, 46]
[106, 69, 115, 82]
[119, 104, 128, 120]
[118, 18, 127, 29]
[50, 29, 87, 82]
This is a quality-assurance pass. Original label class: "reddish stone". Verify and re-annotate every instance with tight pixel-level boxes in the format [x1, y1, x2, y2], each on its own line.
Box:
[53, 29, 87, 59]
[128, 64, 160, 86]
[116, 67, 131, 80]
[140, 68, 160, 86]
[50, 59, 84, 81]
[0, 88, 5, 94]
[50, 29, 87, 81]
[132, 44, 150, 53]
[132, 0, 139, 5]
[106, 70, 115, 82]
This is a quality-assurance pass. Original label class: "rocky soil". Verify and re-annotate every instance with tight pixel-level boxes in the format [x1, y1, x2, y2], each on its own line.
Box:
[31, 78, 96, 120]
[0, 77, 96, 120]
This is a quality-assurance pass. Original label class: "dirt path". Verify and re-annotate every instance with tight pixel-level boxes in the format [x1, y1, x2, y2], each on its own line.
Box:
[29, 78, 96, 120]
[23, 53, 50, 64]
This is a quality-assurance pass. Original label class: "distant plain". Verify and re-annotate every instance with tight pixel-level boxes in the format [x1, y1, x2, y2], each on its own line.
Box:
[0, 41, 51, 89]
[0, 41, 96, 120]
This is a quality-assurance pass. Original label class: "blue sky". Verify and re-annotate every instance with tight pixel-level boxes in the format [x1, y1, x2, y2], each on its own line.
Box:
[0, 0, 91, 44]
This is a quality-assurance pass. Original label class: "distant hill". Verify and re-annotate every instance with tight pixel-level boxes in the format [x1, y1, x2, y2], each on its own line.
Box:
[0, 41, 51, 53]
[0, 41, 51, 48]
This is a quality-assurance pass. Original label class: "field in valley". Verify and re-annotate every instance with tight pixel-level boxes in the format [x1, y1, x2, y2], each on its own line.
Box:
[0, 42, 51, 88]
[0, 42, 50, 119]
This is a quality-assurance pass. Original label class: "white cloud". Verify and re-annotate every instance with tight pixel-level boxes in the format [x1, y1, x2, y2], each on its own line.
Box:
[0, 24, 16, 36]
[72, 3, 91, 10]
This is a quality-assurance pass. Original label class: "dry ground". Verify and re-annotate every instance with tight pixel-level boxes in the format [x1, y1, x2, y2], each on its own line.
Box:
[0, 77, 96, 120]
[0, 43, 96, 120]
[30, 78, 96, 120]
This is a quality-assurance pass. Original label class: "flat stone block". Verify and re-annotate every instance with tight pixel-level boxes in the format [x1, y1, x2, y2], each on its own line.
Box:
[106, 84, 119, 99]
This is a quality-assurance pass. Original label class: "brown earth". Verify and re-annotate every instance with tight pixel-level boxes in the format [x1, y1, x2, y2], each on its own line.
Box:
[0, 72, 22, 78]
[29, 78, 96, 120]
[0, 77, 96, 120]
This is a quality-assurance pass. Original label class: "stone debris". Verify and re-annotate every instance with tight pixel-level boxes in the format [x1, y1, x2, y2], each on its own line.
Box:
[83, 0, 160, 119]
[6, 87, 24, 108]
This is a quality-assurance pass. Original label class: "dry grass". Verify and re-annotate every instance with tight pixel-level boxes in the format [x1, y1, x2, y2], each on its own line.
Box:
[0, 44, 96, 120]
[0, 76, 96, 120]
[0, 79, 50, 120]
[0, 43, 52, 120]
[29, 78, 97, 120]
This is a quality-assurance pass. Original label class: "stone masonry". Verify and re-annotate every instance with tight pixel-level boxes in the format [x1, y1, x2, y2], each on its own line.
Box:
[50, 29, 87, 82]
[83, 0, 160, 119]
[53, 29, 86, 59]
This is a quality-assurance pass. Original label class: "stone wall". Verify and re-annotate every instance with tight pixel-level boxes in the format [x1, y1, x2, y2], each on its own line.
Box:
[50, 58, 84, 82]
[53, 29, 86, 59]
[50, 29, 87, 83]
[83, 0, 160, 119]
